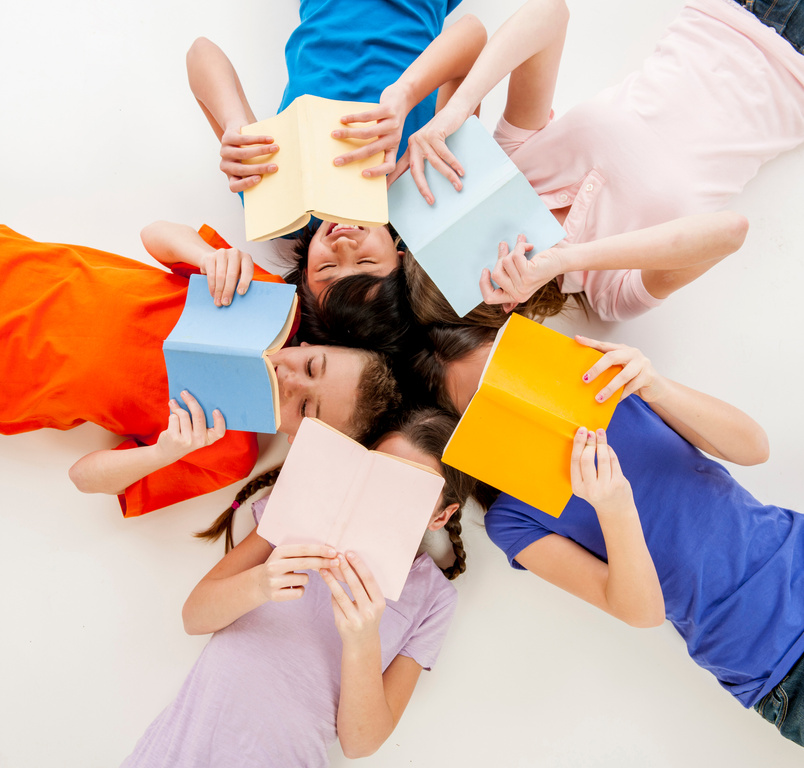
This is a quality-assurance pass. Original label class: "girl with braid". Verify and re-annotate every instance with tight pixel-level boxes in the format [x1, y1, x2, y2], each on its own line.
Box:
[121, 409, 477, 767]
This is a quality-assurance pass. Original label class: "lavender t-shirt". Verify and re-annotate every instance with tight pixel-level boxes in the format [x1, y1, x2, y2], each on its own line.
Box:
[122, 500, 457, 768]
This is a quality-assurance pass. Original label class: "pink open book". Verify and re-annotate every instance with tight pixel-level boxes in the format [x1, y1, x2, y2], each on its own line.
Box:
[256, 417, 445, 601]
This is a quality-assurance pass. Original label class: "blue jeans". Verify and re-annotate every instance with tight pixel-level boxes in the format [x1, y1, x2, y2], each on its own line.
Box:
[754, 652, 804, 747]
[737, 0, 804, 52]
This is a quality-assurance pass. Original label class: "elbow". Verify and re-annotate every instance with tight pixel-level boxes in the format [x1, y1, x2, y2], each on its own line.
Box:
[186, 36, 215, 70]
[625, 610, 665, 629]
[68, 460, 97, 495]
[339, 741, 381, 760]
[738, 428, 771, 467]
[181, 603, 207, 636]
[461, 14, 488, 50]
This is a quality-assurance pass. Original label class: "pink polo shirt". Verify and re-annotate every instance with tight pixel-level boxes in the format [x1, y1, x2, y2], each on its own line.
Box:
[495, 0, 804, 321]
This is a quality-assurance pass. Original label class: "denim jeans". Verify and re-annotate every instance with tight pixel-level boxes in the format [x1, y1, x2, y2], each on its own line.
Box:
[754, 652, 804, 747]
[737, 0, 804, 52]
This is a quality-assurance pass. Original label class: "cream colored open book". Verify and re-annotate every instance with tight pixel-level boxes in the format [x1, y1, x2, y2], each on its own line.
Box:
[241, 94, 389, 241]
[257, 417, 444, 601]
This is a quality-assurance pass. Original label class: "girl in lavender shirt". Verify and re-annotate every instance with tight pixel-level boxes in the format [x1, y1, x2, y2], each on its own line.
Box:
[121, 409, 477, 768]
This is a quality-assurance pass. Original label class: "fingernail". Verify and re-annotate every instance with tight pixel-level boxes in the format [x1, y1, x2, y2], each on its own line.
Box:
[363, 170, 371, 177]
[596, 394, 604, 402]
[583, 374, 589, 382]
[346, 551, 355, 559]
[181, 390, 188, 396]
[331, 131, 342, 139]
[222, 297, 230, 306]
[426, 197, 433, 205]
[238, 288, 245, 295]
[587, 432, 595, 441]
[453, 181, 460, 190]
[267, 164, 277, 172]
[333, 158, 343, 166]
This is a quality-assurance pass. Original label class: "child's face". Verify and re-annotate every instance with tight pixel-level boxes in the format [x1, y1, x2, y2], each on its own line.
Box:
[270, 344, 365, 439]
[305, 222, 402, 298]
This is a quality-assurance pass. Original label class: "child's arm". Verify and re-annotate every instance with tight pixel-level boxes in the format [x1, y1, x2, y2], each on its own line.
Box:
[516, 429, 665, 628]
[480, 211, 748, 307]
[140, 220, 255, 307]
[183, 528, 338, 635]
[577, 337, 770, 466]
[69, 392, 225, 495]
[320, 552, 423, 758]
[186, 37, 278, 193]
[389, 0, 569, 203]
[331, 14, 487, 178]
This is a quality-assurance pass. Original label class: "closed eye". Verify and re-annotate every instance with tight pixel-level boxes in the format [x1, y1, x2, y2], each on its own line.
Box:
[301, 398, 308, 418]
[306, 358, 313, 377]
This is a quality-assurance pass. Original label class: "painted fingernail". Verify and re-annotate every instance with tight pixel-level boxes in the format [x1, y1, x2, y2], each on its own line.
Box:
[583, 374, 589, 382]
[596, 394, 604, 402]
[587, 432, 595, 441]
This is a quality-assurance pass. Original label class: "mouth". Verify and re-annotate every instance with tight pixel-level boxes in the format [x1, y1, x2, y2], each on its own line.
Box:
[326, 223, 364, 237]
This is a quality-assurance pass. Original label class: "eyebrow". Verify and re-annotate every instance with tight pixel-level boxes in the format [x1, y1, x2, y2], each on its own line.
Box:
[320, 353, 327, 378]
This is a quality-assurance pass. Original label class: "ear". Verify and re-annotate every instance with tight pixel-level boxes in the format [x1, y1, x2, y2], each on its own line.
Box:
[397, 249, 405, 259]
[427, 502, 459, 532]
[299, 341, 309, 348]
[287, 433, 294, 445]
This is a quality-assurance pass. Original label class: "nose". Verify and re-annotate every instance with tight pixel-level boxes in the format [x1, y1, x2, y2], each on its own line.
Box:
[331, 236, 359, 253]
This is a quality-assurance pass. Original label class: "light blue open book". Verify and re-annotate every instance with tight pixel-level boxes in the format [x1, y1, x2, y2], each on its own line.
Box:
[388, 116, 566, 317]
[163, 275, 298, 434]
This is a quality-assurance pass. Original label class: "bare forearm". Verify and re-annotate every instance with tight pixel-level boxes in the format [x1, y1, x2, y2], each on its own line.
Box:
[186, 37, 254, 136]
[337, 640, 394, 759]
[183, 565, 268, 635]
[598, 505, 664, 627]
[559, 212, 748, 299]
[140, 220, 215, 269]
[646, 378, 769, 465]
[393, 15, 487, 113]
[443, 0, 569, 122]
[68, 444, 171, 496]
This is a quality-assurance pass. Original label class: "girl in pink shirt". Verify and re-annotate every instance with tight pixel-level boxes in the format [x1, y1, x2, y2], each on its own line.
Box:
[397, 0, 804, 321]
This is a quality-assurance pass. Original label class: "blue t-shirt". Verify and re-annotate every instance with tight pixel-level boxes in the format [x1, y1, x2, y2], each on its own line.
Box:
[280, 0, 463, 153]
[486, 396, 804, 707]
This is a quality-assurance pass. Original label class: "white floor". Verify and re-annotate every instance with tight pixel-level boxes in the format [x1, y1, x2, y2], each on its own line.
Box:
[2, 0, 803, 765]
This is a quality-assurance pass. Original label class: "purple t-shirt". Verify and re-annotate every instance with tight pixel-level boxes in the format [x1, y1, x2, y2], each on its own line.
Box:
[486, 396, 804, 708]
[122, 500, 457, 767]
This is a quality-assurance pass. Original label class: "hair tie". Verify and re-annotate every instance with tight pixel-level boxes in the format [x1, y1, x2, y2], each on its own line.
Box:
[231, 500, 240, 510]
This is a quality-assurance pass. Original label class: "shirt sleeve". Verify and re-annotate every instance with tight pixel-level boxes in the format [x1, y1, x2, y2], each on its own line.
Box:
[485, 494, 553, 570]
[578, 268, 665, 322]
[493, 113, 551, 157]
[396, 586, 458, 671]
[114, 431, 260, 517]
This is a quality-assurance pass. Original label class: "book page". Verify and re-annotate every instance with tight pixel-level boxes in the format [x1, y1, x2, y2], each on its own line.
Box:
[242, 101, 306, 242]
[302, 95, 388, 227]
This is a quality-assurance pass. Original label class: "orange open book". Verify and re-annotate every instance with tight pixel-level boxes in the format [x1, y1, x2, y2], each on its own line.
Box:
[442, 314, 623, 516]
[256, 418, 444, 601]
[241, 94, 389, 241]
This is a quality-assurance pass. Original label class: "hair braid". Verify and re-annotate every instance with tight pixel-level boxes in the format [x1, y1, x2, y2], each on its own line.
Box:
[194, 467, 282, 552]
[440, 510, 467, 581]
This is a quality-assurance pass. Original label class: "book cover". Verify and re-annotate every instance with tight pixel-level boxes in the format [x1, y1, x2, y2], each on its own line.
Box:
[442, 314, 622, 516]
[257, 417, 445, 601]
[388, 116, 567, 317]
[163, 275, 298, 434]
[241, 94, 389, 241]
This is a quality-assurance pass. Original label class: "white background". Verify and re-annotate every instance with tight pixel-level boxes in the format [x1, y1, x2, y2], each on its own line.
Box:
[1, 0, 803, 765]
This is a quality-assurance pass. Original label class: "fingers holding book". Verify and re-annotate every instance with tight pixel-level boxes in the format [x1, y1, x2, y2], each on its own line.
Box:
[259, 543, 339, 603]
[219, 127, 279, 193]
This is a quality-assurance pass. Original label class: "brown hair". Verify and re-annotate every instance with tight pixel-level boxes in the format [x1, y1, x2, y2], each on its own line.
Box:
[404, 252, 580, 328]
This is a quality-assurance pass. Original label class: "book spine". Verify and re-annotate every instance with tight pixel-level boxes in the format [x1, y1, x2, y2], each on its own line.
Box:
[163, 340, 261, 356]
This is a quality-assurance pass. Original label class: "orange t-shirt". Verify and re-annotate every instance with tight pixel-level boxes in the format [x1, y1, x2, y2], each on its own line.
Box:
[0, 224, 289, 517]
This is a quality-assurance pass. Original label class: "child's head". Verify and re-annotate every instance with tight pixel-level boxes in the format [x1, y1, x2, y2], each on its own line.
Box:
[287, 222, 404, 297]
[412, 325, 497, 414]
[375, 408, 477, 580]
[270, 343, 401, 443]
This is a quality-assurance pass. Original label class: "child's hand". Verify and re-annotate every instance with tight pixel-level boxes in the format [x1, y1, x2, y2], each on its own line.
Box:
[331, 83, 411, 177]
[570, 428, 634, 516]
[219, 127, 278, 193]
[479, 235, 564, 311]
[257, 544, 339, 602]
[155, 391, 226, 463]
[389, 104, 468, 204]
[577, 337, 666, 404]
[200, 247, 254, 307]
[321, 551, 385, 648]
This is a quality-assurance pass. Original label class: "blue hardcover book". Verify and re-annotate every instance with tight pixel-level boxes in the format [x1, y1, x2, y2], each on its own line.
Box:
[388, 116, 566, 318]
[163, 276, 298, 433]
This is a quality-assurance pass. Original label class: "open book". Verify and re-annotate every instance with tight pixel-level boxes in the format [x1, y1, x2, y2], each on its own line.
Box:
[241, 94, 389, 241]
[163, 275, 298, 434]
[442, 314, 622, 516]
[257, 417, 445, 601]
[388, 116, 567, 317]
